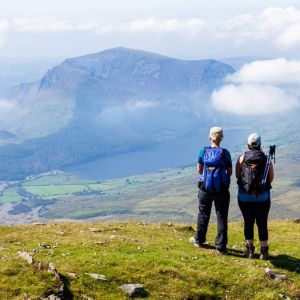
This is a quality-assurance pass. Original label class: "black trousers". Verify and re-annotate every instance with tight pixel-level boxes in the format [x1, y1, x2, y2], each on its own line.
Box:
[238, 200, 271, 241]
[195, 188, 230, 251]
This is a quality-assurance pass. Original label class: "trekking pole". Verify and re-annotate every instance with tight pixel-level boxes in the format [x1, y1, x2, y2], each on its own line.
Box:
[261, 145, 276, 187]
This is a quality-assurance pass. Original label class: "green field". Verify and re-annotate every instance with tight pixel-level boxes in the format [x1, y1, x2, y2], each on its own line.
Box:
[0, 221, 299, 299]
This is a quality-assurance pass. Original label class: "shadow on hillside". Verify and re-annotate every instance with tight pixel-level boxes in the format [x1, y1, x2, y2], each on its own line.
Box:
[270, 255, 300, 274]
[60, 274, 74, 300]
[227, 248, 244, 258]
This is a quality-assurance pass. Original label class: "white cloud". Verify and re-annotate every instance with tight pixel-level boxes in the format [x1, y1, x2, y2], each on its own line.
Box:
[211, 84, 298, 115]
[127, 100, 158, 110]
[0, 99, 16, 111]
[100, 100, 158, 121]
[211, 58, 300, 115]
[2, 6, 300, 51]
[276, 25, 300, 49]
[9, 17, 207, 36]
[212, 6, 300, 49]
[0, 20, 8, 47]
[0, 20, 8, 32]
[228, 58, 300, 85]
[12, 19, 74, 32]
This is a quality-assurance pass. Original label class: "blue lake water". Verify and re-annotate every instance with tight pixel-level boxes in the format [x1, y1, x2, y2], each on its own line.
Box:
[66, 128, 250, 180]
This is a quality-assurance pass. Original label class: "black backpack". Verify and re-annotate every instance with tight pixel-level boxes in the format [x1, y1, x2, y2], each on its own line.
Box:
[239, 150, 266, 195]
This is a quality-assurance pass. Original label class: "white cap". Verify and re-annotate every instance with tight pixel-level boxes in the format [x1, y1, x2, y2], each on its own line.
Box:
[248, 133, 261, 147]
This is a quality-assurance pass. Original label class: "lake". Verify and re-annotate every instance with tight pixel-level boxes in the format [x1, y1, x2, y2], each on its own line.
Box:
[66, 127, 250, 180]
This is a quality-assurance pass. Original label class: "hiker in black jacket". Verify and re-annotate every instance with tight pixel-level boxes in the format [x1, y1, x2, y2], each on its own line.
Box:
[236, 133, 274, 260]
[190, 127, 232, 254]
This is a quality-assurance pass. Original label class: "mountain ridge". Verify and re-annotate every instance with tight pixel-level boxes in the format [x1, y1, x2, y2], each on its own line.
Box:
[0, 47, 234, 180]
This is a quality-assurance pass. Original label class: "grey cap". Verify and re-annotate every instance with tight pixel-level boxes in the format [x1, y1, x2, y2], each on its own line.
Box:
[248, 133, 261, 147]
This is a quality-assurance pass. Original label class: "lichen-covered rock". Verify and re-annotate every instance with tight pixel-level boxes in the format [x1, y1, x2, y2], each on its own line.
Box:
[85, 273, 107, 281]
[18, 251, 34, 264]
[120, 284, 148, 298]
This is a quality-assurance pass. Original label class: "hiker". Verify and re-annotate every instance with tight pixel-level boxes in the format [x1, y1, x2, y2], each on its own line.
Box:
[190, 127, 232, 254]
[236, 133, 274, 260]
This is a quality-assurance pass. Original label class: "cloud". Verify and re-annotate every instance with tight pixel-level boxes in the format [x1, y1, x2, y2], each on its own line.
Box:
[100, 100, 158, 122]
[10, 18, 207, 36]
[0, 20, 8, 32]
[3, 6, 300, 50]
[127, 100, 158, 110]
[228, 58, 300, 85]
[211, 58, 300, 115]
[0, 20, 8, 47]
[0, 99, 16, 111]
[211, 84, 298, 115]
[12, 19, 75, 32]
[276, 25, 300, 49]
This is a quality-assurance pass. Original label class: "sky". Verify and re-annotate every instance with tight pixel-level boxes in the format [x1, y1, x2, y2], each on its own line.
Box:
[1, 0, 300, 60]
[1, 0, 300, 116]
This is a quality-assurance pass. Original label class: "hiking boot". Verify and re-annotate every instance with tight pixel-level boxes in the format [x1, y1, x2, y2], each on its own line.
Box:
[189, 237, 200, 248]
[260, 246, 269, 260]
[243, 244, 255, 259]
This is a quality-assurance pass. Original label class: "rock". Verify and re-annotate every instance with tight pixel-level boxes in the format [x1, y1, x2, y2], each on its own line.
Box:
[275, 274, 287, 283]
[120, 284, 148, 298]
[85, 273, 108, 281]
[45, 295, 61, 300]
[38, 243, 52, 249]
[293, 218, 300, 224]
[88, 227, 102, 232]
[264, 268, 287, 283]
[264, 267, 276, 279]
[18, 251, 34, 264]
[66, 272, 77, 278]
[94, 241, 107, 245]
[279, 293, 291, 300]
[48, 263, 64, 295]
[82, 295, 95, 300]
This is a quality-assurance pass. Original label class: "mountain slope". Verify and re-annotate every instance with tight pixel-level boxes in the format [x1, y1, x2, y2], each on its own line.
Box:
[0, 48, 234, 180]
[0, 221, 299, 299]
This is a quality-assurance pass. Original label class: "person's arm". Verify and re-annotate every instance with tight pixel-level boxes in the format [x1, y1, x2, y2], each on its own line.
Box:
[268, 162, 274, 183]
[197, 163, 203, 174]
[197, 148, 205, 174]
[225, 150, 233, 177]
[236, 155, 244, 180]
[227, 167, 232, 177]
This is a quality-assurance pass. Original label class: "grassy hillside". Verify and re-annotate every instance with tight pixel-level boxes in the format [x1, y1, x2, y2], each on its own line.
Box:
[0, 221, 299, 299]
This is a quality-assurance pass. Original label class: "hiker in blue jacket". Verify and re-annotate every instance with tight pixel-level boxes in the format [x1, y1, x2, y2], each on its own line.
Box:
[236, 133, 274, 260]
[190, 127, 232, 254]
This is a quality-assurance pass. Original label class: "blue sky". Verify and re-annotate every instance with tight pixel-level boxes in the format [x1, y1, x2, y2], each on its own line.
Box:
[1, 0, 300, 60]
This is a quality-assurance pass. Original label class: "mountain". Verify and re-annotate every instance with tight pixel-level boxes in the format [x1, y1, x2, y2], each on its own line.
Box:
[0, 48, 234, 180]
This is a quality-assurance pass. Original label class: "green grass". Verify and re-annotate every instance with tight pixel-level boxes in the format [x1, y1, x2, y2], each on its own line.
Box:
[0, 221, 299, 299]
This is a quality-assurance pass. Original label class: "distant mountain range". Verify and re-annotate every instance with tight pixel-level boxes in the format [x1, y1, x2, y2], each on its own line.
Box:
[0, 48, 235, 180]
